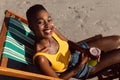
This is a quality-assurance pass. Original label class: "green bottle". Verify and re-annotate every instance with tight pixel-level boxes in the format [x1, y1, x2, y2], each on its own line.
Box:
[88, 47, 101, 66]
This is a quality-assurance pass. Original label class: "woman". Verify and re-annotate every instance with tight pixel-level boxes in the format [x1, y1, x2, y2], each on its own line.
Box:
[26, 4, 120, 80]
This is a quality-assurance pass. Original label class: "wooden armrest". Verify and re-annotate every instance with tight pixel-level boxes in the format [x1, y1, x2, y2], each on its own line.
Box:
[0, 67, 62, 80]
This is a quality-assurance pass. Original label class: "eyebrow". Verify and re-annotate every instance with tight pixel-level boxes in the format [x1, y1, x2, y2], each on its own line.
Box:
[36, 18, 43, 21]
[36, 16, 52, 21]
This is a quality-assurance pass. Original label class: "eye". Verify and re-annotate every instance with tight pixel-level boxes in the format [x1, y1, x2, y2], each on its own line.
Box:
[48, 17, 53, 22]
[37, 19, 44, 25]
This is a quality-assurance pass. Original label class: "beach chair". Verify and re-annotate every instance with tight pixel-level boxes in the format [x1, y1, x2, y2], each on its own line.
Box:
[0, 10, 61, 80]
[0, 10, 119, 80]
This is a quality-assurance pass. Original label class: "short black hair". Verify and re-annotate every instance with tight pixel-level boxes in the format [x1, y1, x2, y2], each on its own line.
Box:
[26, 4, 47, 31]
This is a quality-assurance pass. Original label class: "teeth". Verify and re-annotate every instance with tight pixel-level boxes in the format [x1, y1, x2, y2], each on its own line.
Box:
[44, 30, 51, 33]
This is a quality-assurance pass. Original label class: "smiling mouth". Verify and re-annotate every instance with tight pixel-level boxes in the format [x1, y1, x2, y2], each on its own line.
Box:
[44, 29, 52, 35]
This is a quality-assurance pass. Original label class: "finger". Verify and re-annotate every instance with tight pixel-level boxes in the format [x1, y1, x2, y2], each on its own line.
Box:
[81, 53, 85, 59]
[81, 57, 89, 65]
[40, 47, 48, 52]
[88, 57, 91, 60]
[97, 55, 101, 62]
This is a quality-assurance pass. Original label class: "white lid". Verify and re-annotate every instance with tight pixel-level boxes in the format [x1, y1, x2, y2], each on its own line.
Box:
[90, 47, 101, 56]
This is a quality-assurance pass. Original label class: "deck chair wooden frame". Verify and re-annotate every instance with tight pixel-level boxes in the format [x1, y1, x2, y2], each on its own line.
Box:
[0, 10, 62, 80]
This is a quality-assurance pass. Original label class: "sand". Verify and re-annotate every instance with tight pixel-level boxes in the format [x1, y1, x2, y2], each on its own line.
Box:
[1, 0, 120, 42]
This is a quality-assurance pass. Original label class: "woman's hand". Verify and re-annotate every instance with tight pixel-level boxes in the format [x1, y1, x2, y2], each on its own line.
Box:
[97, 53, 101, 62]
[77, 52, 90, 68]
[89, 47, 101, 62]
[81, 52, 90, 65]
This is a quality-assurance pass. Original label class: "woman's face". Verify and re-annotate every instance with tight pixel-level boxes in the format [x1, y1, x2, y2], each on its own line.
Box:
[32, 10, 54, 39]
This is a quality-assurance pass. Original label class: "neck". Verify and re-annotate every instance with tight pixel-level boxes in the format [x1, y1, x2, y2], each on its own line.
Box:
[36, 36, 52, 47]
[35, 35, 49, 42]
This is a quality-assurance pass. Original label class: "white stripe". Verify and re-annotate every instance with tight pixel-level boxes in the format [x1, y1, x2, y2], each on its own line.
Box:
[10, 17, 34, 35]
[3, 47, 32, 64]
[10, 18, 31, 32]
[8, 27, 34, 45]
[5, 36, 33, 55]
[3, 52, 31, 64]
[4, 47, 25, 59]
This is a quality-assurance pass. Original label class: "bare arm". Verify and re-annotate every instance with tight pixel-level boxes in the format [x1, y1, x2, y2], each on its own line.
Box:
[35, 56, 58, 78]
[35, 54, 89, 80]
[59, 54, 89, 79]
[35, 43, 89, 80]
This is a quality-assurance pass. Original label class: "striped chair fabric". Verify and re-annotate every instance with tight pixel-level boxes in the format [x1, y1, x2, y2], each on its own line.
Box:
[2, 17, 35, 64]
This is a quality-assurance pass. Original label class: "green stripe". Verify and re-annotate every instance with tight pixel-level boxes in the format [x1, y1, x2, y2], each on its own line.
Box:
[6, 36, 34, 55]
[8, 26, 34, 45]
[10, 17, 31, 32]
[7, 28, 34, 48]
[9, 23, 27, 35]
[3, 47, 32, 64]
[5, 42, 33, 57]
[3, 53, 31, 64]
[3, 47, 27, 59]
[7, 31, 33, 47]
[9, 23, 34, 40]
[4, 42, 25, 55]
[4, 41, 33, 58]
[10, 17, 35, 39]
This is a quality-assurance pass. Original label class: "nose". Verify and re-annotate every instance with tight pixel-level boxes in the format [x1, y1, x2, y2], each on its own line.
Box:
[44, 21, 52, 28]
[44, 22, 49, 28]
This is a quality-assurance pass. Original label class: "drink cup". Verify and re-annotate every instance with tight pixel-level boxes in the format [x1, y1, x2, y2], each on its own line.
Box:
[88, 47, 101, 66]
[89, 47, 101, 60]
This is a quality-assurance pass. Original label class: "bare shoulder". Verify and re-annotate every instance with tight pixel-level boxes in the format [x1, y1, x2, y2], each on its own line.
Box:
[36, 55, 49, 64]
[34, 55, 51, 69]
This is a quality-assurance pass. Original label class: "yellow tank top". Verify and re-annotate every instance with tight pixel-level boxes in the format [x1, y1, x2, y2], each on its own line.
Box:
[33, 32, 71, 72]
